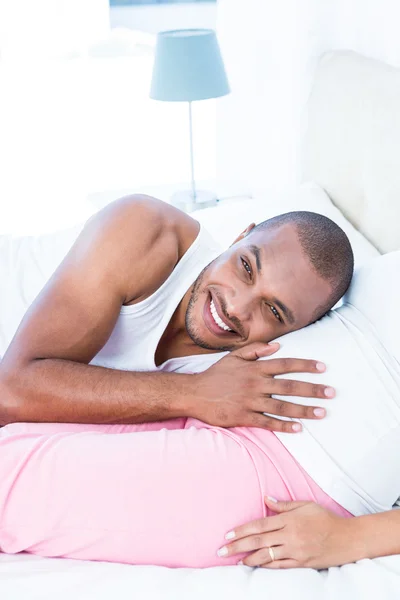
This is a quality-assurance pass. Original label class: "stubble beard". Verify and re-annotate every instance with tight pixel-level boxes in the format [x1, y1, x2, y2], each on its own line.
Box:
[185, 262, 235, 352]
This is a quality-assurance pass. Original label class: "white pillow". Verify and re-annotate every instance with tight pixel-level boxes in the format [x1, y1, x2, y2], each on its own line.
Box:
[191, 182, 380, 269]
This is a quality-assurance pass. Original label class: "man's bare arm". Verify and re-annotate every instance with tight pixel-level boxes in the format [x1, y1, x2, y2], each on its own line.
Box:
[0, 195, 195, 425]
[0, 359, 194, 425]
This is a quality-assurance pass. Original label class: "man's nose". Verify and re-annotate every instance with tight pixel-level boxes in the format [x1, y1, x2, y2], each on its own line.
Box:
[224, 295, 251, 324]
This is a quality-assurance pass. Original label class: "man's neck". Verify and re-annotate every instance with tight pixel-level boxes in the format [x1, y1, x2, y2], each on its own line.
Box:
[154, 287, 218, 366]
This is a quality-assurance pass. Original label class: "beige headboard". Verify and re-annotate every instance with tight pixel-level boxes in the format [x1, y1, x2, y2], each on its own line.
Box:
[302, 51, 400, 254]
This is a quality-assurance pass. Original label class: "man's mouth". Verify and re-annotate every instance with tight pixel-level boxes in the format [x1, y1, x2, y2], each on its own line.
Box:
[203, 293, 237, 337]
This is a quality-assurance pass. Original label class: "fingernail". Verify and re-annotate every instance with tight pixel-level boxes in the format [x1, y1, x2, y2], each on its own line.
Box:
[324, 387, 335, 398]
[225, 531, 236, 540]
[268, 342, 280, 347]
[316, 362, 326, 372]
[237, 560, 244, 565]
[266, 496, 278, 502]
[292, 423, 302, 432]
[313, 408, 325, 417]
[217, 546, 228, 557]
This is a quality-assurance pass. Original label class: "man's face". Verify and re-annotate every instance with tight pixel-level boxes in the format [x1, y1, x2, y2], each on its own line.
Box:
[185, 223, 333, 352]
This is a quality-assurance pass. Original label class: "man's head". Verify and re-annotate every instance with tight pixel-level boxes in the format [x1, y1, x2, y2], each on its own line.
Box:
[185, 211, 354, 352]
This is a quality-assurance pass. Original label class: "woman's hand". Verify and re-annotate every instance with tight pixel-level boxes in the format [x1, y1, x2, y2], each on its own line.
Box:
[218, 497, 359, 570]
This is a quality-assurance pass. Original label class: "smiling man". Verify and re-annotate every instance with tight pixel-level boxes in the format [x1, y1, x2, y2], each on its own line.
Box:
[0, 194, 353, 431]
[184, 215, 337, 353]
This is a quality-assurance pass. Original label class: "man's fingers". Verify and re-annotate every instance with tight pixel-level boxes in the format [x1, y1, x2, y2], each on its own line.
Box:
[231, 342, 280, 361]
[259, 358, 326, 376]
[265, 377, 334, 400]
[261, 397, 327, 420]
[250, 413, 304, 433]
[250, 400, 328, 429]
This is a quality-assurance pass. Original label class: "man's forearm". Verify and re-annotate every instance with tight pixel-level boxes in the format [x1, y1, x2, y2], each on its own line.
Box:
[0, 358, 195, 425]
[350, 508, 400, 561]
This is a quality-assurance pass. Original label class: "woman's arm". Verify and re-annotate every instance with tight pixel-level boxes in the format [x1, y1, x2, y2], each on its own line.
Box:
[216, 497, 400, 569]
[353, 506, 400, 560]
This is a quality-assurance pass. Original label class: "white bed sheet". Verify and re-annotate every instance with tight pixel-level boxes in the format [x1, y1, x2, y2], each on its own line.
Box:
[1, 552, 400, 600]
[1, 190, 399, 599]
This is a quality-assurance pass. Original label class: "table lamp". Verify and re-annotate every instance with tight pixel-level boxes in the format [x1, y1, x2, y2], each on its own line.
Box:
[150, 29, 230, 212]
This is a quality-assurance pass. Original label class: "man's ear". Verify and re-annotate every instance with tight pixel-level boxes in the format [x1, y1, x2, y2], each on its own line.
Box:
[230, 223, 256, 246]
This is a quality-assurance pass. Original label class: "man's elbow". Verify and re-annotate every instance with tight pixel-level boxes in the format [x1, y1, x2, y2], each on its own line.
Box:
[0, 369, 25, 426]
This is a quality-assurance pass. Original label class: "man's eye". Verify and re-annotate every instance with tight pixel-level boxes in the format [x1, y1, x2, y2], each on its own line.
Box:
[269, 304, 283, 323]
[241, 258, 252, 278]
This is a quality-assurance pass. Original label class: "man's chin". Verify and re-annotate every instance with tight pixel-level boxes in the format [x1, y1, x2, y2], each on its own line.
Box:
[186, 327, 235, 353]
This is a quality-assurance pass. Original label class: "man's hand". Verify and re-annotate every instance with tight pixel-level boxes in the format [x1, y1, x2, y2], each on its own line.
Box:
[217, 497, 357, 570]
[191, 342, 335, 433]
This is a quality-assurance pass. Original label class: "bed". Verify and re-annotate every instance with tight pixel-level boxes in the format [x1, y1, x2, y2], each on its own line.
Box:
[1, 50, 400, 600]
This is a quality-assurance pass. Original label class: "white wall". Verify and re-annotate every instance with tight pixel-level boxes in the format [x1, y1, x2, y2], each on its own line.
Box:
[0, 0, 110, 60]
[0, 0, 111, 233]
[110, 2, 216, 34]
[216, 0, 400, 199]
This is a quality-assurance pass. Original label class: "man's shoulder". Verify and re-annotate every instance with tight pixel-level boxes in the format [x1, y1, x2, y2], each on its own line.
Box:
[90, 193, 199, 249]
[88, 194, 200, 303]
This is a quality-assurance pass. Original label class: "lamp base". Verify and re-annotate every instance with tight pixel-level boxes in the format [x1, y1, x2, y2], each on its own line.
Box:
[170, 190, 219, 213]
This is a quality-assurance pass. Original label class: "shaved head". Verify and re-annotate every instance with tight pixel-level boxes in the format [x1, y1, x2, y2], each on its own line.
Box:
[250, 211, 354, 319]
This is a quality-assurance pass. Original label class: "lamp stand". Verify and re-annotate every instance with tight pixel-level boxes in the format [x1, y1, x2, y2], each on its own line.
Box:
[170, 101, 218, 213]
[188, 100, 197, 202]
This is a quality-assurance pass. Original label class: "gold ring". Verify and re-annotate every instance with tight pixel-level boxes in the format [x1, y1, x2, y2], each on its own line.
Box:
[268, 546, 276, 562]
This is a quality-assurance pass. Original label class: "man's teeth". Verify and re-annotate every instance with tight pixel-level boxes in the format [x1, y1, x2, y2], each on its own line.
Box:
[210, 299, 233, 332]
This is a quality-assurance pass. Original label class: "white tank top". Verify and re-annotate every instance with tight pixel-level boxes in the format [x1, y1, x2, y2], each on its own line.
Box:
[89, 224, 223, 371]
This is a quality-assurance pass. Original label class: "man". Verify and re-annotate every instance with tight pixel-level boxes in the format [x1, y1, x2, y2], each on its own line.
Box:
[0, 194, 353, 431]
